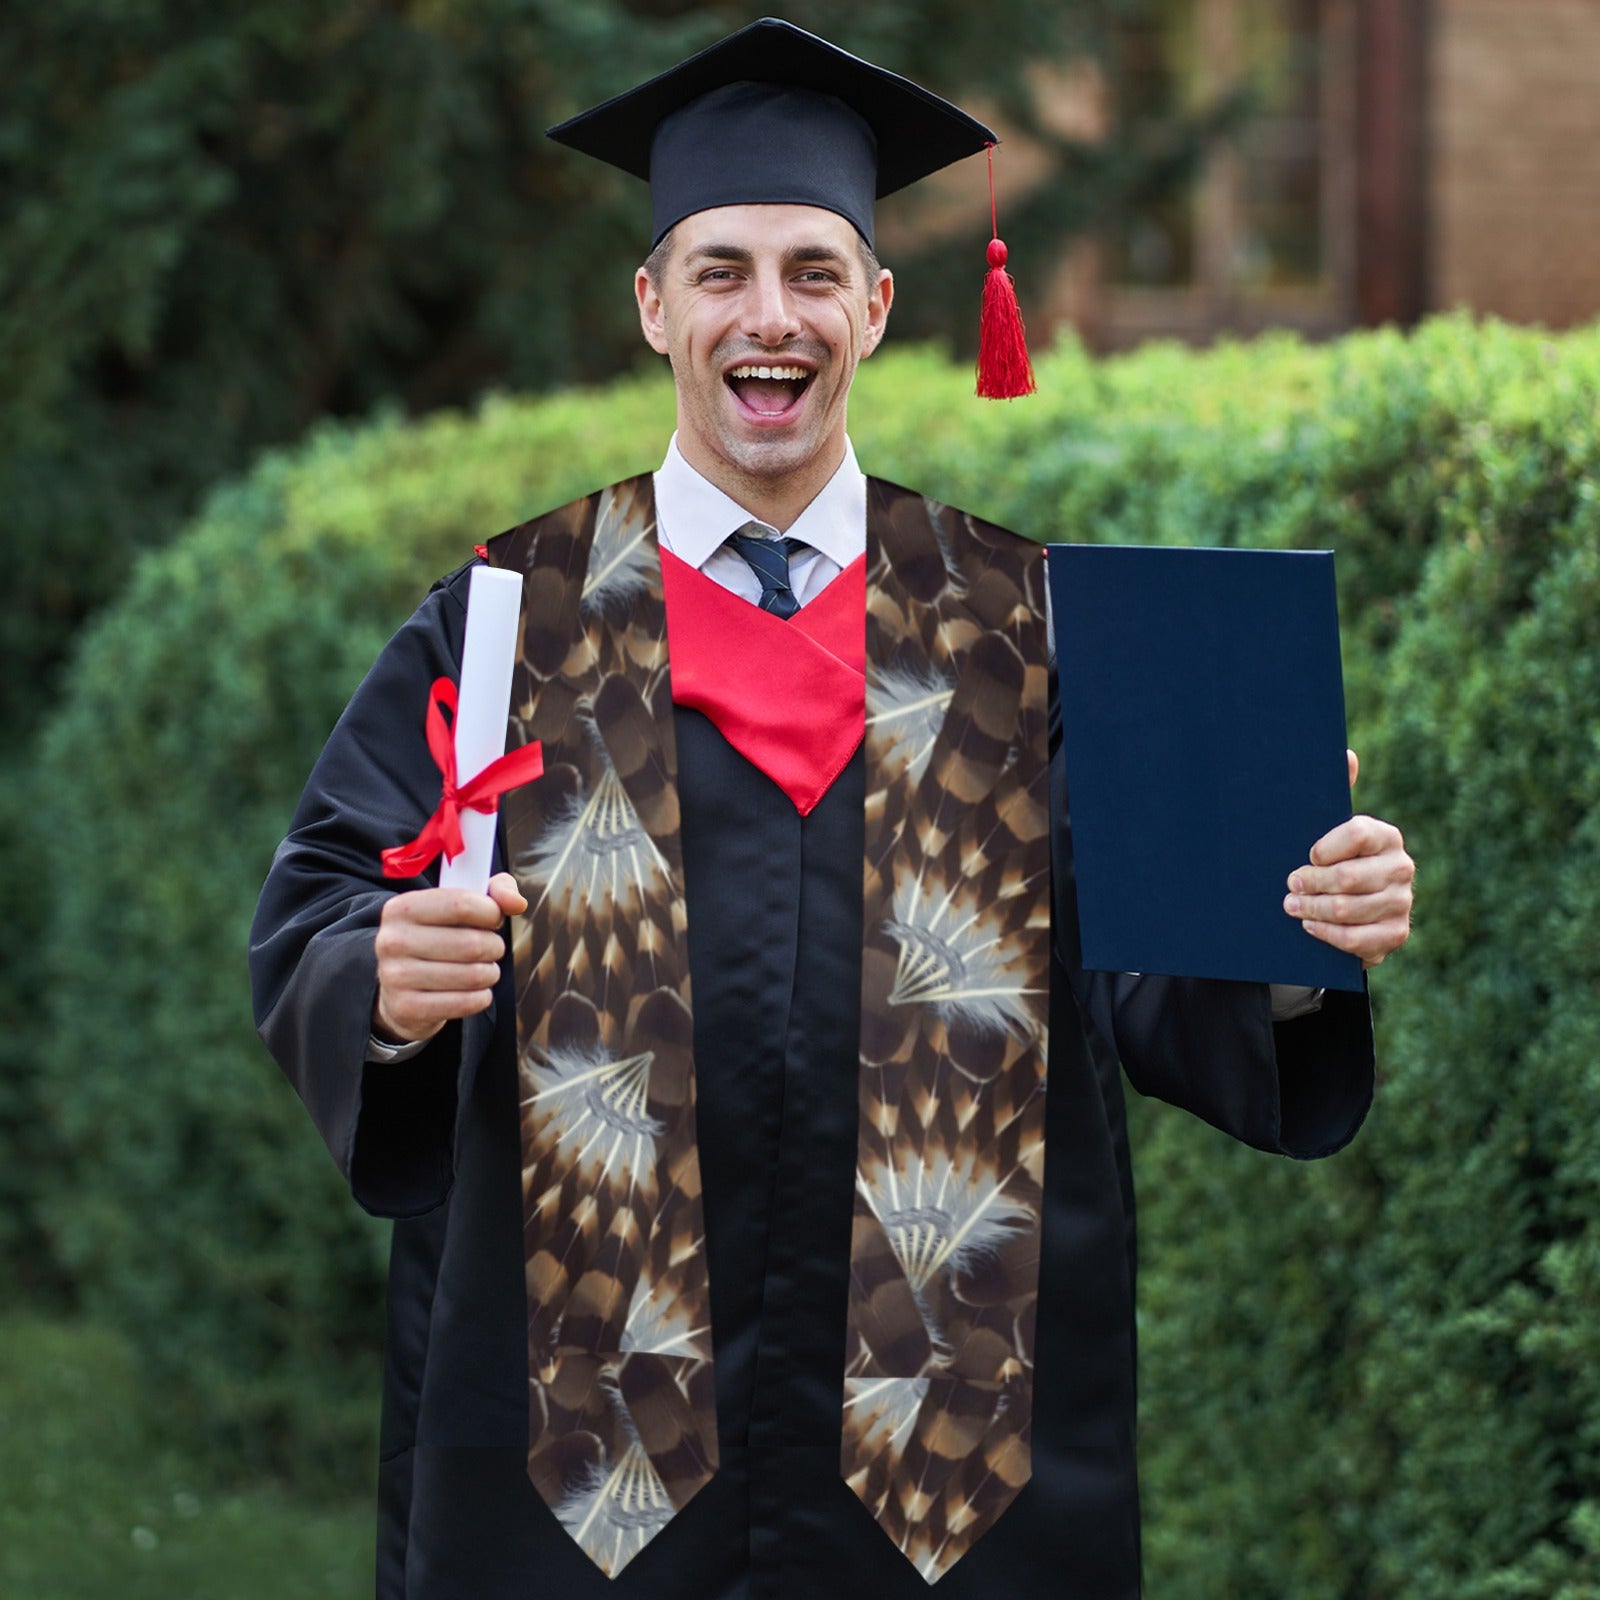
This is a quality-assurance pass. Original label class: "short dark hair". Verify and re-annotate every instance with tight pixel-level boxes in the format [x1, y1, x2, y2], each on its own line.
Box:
[643, 227, 676, 291]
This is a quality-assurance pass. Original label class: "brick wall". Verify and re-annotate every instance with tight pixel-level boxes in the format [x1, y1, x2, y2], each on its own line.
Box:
[1431, 0, 1600, 327]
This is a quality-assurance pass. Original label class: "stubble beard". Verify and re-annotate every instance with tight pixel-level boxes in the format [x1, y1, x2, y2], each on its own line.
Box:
[687, 335, 844, 489]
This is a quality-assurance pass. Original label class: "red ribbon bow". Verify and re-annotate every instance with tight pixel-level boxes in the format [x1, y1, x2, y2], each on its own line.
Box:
[381, 677, 545, 879]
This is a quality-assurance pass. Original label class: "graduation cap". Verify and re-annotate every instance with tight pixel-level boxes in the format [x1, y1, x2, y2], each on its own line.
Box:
[548, 17, 1036, 398]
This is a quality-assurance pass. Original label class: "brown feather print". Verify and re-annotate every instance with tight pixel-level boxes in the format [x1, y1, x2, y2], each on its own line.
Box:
[847, 481, 1050, 1582]
[488, 477, 717, 1578]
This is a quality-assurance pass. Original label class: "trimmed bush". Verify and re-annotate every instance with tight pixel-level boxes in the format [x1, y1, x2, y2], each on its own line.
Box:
[36, 318, 1600, 1600]
[34, 380, 674, 1479]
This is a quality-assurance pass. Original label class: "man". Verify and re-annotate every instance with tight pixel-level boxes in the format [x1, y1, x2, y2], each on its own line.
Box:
[250, 19, 1414, 1599]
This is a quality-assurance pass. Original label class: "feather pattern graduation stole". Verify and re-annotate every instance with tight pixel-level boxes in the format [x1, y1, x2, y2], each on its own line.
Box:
[486, 475, 1049, 1583]
[848, 484, 1051, 1582]
[492, 478, 714, 1578]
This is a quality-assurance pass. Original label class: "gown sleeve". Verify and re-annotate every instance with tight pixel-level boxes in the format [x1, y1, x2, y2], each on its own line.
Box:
[248, 564, 498, 1216]
[1046, 668, 1375, 1161]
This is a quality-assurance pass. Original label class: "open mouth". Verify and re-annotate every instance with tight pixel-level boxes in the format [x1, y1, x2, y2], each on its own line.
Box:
[725, 363, 813, 418]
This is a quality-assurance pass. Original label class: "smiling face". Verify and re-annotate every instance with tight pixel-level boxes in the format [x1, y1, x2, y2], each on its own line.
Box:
[635, 204, 893, 527]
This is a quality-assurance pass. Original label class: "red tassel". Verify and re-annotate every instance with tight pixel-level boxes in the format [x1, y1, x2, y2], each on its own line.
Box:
[978, 238, 1036, 399]
[976, 146, 1036, 399]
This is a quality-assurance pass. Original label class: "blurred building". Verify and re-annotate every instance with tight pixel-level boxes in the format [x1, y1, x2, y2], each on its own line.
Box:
[1052, 0, 1600, 347]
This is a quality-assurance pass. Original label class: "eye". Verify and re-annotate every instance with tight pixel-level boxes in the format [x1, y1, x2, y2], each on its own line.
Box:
[697, 266, 743, 284]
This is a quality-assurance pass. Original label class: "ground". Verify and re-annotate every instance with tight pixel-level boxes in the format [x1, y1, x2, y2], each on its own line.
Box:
[0, 1315, 370, 1599]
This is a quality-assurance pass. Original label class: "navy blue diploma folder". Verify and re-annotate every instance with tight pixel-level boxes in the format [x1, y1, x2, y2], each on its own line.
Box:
[1047, 544, 1364, 993]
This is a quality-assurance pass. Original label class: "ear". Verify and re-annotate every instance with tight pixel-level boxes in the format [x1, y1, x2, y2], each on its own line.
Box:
[861, 268, 894, 358]
[636, 266, 670, 356]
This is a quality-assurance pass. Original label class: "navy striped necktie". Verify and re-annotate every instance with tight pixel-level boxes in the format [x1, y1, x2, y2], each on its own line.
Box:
[726, 522, 807, 619]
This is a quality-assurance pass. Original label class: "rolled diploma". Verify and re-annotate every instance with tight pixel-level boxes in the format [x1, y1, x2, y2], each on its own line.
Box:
[438, 565, 524, 893]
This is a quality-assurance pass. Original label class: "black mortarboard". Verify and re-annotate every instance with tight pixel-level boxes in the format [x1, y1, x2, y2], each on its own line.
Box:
[546, 16, 999, 249]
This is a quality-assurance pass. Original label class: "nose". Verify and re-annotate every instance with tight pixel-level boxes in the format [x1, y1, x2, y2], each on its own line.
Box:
[745, 267, 801, 347]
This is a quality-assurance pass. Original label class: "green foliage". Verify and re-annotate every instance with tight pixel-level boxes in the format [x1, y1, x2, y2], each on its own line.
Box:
[34, 375, 673, 1482]
[1346, 523, 1600, 1600]
[1097, 323, 1600, 1600]
[0, 757, 59, 1306]
[0, 0, 1168, 746]
[0, 1314, 369, 1597]
[33, 317, 1600, 1600]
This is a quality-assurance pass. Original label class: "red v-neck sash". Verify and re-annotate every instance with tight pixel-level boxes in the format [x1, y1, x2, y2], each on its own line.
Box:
[660, 548, 866, 815]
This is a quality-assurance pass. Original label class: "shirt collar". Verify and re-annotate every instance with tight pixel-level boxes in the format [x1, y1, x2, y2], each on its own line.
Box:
[654, 434, 866, 571]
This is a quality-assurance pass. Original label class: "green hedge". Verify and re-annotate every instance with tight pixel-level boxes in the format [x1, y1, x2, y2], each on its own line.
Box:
[32, 379, 675, 1479]
[34, 318, 1600, 1595]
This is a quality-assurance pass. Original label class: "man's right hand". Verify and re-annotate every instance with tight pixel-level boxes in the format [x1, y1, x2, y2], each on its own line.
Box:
[372, 871, 528, 1045]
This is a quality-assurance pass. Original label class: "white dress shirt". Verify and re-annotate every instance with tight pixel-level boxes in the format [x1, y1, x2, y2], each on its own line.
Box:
[653, 433, 863, 604]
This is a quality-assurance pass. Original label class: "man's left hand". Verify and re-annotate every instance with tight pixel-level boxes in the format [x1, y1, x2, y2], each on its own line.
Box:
[1284, 750, 1415, 969]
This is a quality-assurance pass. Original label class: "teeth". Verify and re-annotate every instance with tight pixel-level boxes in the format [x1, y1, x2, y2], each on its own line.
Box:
[727, 365, 809, 381]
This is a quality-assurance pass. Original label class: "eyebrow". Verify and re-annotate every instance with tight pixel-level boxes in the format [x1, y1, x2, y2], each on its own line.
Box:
[684, 242, 855, 272]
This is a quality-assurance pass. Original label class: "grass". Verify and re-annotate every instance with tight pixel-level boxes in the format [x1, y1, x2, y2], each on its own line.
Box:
[0, 1314, 372, 1598]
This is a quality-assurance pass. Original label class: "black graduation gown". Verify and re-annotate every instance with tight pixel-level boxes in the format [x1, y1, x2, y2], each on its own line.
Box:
[250, 560, 1374, 1600]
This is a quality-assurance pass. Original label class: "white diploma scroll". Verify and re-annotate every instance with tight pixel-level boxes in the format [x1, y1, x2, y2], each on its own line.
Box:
[438, 565, 524, 893]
